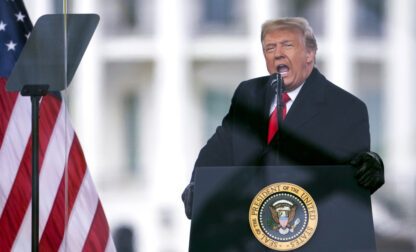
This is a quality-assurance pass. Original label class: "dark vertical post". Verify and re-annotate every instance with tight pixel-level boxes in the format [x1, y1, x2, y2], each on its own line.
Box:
[31, 95, 40, 252]
[21, 85, 49, 252]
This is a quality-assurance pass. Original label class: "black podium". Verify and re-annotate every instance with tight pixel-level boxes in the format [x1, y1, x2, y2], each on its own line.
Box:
[189, 166, 376, 252]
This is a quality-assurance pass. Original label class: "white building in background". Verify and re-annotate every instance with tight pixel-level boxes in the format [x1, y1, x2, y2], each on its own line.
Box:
[27, 0, 416, 251]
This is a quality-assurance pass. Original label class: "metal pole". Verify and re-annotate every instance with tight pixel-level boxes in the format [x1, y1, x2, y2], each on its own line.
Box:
[21, 85, 49, 252]
[31, 95, 40, 252]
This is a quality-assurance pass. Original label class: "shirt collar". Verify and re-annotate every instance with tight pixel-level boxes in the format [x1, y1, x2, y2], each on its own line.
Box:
[286, 82, 304, 101]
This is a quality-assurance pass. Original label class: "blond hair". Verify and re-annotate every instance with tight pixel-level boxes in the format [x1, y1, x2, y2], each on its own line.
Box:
[261, 17, 317, 52]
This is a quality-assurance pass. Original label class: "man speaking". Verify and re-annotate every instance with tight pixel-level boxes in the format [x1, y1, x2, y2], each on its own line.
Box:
[182, 17, 384, 219]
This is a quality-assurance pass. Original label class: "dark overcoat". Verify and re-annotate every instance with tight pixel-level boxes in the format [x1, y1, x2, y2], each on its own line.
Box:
[191, 68, 370, 181]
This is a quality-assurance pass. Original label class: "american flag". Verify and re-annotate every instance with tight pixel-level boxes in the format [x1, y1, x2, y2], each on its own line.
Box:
[0, 1, 115, 251]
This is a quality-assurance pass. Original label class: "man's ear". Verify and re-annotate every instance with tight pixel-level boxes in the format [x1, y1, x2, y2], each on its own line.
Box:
[306, 50, 315, 64]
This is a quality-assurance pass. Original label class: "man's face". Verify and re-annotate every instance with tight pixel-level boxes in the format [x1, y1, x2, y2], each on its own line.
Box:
[263, 28, 315, 92]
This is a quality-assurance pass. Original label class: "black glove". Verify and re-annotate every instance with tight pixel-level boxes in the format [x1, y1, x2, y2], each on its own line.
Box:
[181, 182, 194, 219]
[351, 151, 384, 194]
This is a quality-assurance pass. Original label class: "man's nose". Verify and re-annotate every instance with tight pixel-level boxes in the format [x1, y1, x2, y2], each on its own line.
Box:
[274, 46, 284, 59]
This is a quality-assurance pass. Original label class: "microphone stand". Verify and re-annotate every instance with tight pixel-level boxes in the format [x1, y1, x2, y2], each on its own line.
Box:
[267, 73, 285, 165]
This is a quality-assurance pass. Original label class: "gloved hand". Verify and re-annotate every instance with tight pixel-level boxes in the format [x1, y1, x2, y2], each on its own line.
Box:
[351, 151, 384, 194]
[181, 182, 194, 219]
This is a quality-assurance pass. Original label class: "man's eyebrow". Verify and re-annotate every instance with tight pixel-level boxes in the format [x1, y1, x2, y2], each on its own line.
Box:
[279, 39, 294, 44]
[264, 39, 295, 47]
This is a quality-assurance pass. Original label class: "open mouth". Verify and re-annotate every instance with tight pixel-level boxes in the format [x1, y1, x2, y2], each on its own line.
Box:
[276, 64, 289, 76]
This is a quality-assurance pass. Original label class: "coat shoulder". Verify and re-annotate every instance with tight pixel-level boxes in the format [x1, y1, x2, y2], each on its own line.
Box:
[316, 72, 367, 111]
[326, 82, 366, 110]
[236, 75, 269, 91]
[232, 75, 270, 100]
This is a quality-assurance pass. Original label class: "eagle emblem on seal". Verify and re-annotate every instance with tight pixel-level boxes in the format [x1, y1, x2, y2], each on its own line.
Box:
[268, 199, 301, 235]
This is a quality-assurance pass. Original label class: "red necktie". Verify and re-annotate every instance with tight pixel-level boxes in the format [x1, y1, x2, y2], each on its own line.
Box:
[267, 93, 290, 144]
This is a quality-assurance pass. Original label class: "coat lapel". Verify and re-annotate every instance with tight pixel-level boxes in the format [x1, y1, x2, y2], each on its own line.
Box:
[283, 68, 326, 131]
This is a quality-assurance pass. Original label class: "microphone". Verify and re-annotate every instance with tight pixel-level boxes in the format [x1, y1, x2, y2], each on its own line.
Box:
[275, 72, 285, 123]
[271, 72, 285, 99]
[276, 73, 285, 99]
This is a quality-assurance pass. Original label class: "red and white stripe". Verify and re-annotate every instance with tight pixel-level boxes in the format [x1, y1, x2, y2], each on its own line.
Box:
[0, 78, 115, 251]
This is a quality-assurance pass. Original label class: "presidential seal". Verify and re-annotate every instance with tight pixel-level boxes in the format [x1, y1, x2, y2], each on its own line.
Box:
[249, 183, 318, 251]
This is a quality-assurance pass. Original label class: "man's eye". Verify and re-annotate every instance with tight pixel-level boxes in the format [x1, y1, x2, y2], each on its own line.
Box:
[284, 44, 293, 48]
[266, 47, 275, 52]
